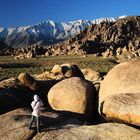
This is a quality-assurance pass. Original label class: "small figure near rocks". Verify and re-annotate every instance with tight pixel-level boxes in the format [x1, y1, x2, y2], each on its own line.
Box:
[28, 95, 44, 133]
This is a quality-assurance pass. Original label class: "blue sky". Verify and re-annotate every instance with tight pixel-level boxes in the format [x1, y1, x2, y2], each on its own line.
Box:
[0, 0, 140, 27]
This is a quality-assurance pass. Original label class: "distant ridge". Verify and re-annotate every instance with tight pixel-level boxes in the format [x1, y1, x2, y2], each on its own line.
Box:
[45, 16, 140, 58]
[0, 16, 126, 48]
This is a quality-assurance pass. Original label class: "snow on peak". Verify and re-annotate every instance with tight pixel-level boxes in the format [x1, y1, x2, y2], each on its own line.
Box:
[0, 16, 127, 47]
[119, 15, 127, 19]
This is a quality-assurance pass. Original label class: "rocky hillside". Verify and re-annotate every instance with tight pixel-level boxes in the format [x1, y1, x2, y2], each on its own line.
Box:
[0, 41, 13, 55]
[0, 17, 123, 48]
[46, 16, 140, 59]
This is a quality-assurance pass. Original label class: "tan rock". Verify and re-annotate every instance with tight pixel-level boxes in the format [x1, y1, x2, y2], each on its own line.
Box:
[101, 93, 140, 126]
[82, 68, 100, 82]
[0, 108, 34, 140]
[26, 51, 35, 59]
[61, 63, 84, 78]
[102, 49, 110, 58]
[32, 122, 140, 140]
[45, 51, 49, 57]
[0, 78, 22, 114]
[51, 65, 62, 74]
[64, 69, 73, 78]
[54, 123, 140, 140]
[99, 60, 140, 126]
[116, 47, 122, 56]
[48, 77, 96, 121]
[122, 46, 128, 53]
[18, 73, 37, 91]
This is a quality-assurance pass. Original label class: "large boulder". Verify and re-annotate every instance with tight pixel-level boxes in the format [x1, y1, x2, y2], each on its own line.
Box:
[0, 108, 35, 140]
[1, 109, 140, 140]
[53, 123, 140, 140]
[32, 123, 140, 140]
[99, 60, 140, 126]
[0, 78, 34, 114]
[48, 77, 96, 121]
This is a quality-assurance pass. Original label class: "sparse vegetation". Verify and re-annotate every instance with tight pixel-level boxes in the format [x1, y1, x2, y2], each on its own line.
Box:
[0, 55, 117, 81]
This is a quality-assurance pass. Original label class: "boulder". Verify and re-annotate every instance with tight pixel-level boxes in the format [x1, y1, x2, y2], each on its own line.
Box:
[45, 51, 49, 57]
[48, 77, 96, 121]
[61, 64, 85, 78]
[18, 72, 61, 105]
[18, 73, 37, 91]
[81, 68, 100, 82]
[53, 123, 140, 140]
[0, 89, 21, 114]
[14, 54, 26, 59]
[26, 51, 35, 59]
[51, 65, 62, 74]
[0, 78, 34, 114]
[0, 108, 34, 140]
[99, 60, 140, 126]
[1, 108, 140, 140]
[32, 122, 140, 140]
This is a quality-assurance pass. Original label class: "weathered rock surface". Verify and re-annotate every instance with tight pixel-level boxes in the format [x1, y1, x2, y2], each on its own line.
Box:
[48, 77, 96, 121]
[1, 108, 140, 140]
[0, 78, 33, 114]
[0, 108, 34, 140]
[0, 108, 83, 140]
[31, 123, 140, 140]
[99, 60, 140, 126]
[101, 93, 140, 126]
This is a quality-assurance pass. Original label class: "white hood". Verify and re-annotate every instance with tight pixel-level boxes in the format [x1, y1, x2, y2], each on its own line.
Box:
[34, 95, 39, 102]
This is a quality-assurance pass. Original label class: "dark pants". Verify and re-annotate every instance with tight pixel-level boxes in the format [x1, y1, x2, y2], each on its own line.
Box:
[28, 115, 40, 133]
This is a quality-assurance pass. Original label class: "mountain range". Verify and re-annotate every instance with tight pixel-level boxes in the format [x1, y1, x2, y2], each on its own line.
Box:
[0, 16, 126, 48]
[45, 16, 140, 58]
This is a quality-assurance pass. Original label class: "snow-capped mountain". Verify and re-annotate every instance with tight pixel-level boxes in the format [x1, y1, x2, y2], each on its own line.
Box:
[0, 16, 126, 48]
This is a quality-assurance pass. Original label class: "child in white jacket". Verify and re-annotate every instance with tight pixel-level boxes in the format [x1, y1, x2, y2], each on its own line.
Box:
[28, 95, 43, 133]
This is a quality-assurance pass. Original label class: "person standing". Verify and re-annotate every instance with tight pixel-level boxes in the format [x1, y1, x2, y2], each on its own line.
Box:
[28, 94, 43, 133]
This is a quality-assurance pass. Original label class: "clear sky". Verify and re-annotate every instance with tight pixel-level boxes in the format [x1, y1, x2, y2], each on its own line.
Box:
[0, 0, 140, 27]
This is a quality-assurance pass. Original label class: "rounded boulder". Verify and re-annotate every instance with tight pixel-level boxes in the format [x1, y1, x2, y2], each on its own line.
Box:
[48, 77, 96, 121]
[99, 60, 140, 126]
